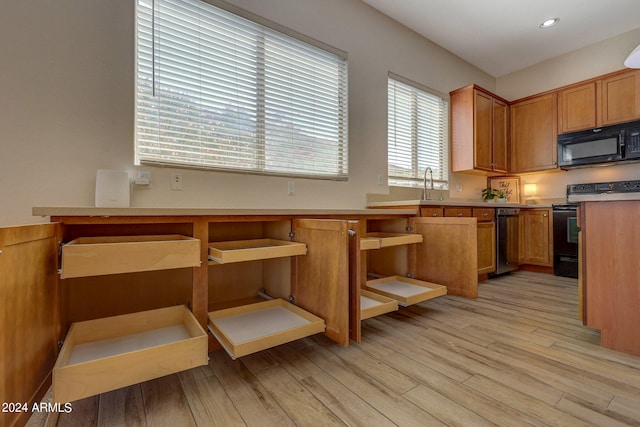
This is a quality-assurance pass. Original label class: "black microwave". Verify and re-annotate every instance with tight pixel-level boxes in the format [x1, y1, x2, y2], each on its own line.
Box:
[557, 120, 640, 169]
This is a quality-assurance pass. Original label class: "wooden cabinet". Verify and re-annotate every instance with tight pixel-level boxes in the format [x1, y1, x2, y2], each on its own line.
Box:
[473, 208, 496, 275]
[601, 69, 640, 126]
[361, 220, 445, 320]
[558, 82, 597, 134]
[53, 232, 208, 402]
[451, 84, 509, 174]
[444, 207, 472, 217]
[510, 93, 558, 173]
[420, 207, 443, 217]
[558, 70, 640, 133]
[207, 218, 352, 357]
[581, 201, 640, 356]
[519, 208, 553, 267]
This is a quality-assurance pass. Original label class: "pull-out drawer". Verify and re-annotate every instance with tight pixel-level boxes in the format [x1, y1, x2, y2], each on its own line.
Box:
[208, 239, 306, 264]
[208, 299, 325, 360]
[444, 207, 472, 218]
[361, 232, 423, 250]
[360, 289, 398, 320]
[60, 235, 200, 279]
[53, 305, 207, 403]
[473, 208, 495, 222]
[365, 276, 447, 307]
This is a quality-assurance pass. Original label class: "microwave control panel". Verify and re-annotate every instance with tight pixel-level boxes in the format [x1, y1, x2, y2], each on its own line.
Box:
[626, 129, 640, 157]
[568, 180, 640, 195]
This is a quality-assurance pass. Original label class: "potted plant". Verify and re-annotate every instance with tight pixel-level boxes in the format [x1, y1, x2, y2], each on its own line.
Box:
[496, 189, 507, 203]
[481, 186, 497, 202]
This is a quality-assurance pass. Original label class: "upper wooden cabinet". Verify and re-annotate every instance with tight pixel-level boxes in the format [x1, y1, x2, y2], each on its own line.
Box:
[558, 70, 640, 133]
[558, 82, 597, 134]
[450, 84, 508, 174]
[510, 93, 558, 173]
[601, 69, 640, 126]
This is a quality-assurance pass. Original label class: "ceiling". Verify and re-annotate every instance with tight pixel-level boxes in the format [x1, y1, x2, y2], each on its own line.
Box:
[362, 0, 640, 77]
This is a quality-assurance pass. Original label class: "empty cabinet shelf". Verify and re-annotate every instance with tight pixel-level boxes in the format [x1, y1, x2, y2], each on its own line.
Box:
[52, 305, 207, 403]
[208, 298, 325, 360]
[60, 235, 200, 279]
[364, 232, 423, 248]
[208, 239, 307, 264]
[366, 276, 447, 307]
[360, 289, 398, 320]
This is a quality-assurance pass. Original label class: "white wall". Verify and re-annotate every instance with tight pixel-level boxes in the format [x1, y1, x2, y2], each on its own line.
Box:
[0, 0, 493, 226]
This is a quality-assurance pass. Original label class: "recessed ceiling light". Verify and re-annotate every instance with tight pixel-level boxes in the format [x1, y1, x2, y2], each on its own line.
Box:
[540, 18, 559, 28]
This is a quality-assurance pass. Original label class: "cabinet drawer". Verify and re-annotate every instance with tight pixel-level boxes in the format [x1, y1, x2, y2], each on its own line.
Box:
[363, 232, 423, 249]
[365, 276, 447, 307]
[208, 299, 325, 360]
[208, 239, 306, 264]
[53, 305, 207, 403]
[420, 207, 444, 217]
[444, 207, 472, 217]
[473, 208, 495, 222]
[60, 235, 200, 279]
[360, 289, 398, 320]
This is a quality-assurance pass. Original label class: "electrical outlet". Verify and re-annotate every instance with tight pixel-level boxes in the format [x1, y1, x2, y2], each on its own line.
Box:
[171, 173, 183, 191]
[377, 174, 384, 185]
[287, 181, 295, 196]
[456, 184, 463, 192]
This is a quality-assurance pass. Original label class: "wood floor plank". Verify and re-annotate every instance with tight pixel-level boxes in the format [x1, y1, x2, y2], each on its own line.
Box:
[179, 372, 245, 427]
[462, 374, 593, 427]
[140, 375, 196, 427]
[301, 340, 446, 427]
[300, 373, 396, 427]
[55, 395, 98, 427]
[247, 363, 344, 426]
[208, 351, 296, 427]
[97, 385, 145, 427]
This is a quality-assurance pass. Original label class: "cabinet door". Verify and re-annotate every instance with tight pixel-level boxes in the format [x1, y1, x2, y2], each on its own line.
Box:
[474, 90, 493, 171]
[0, 224, 60, 427]
[510, 93, 558, 173]
[558, 82, 597, 133]
[519, 209, 552, 266]
[408, 217, 478, 298]
[477, 221, 496, 275]
[601, 70, 640, 126]
[292, 219, 349, 346]
[492, 98, 509, 173]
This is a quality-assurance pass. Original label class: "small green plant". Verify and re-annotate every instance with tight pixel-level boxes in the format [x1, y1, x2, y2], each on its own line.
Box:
[481, 186, 497, 200]
[496, 189, 506, 199]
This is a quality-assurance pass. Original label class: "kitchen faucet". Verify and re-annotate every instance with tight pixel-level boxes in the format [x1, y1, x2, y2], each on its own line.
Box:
[423, 167, 433, 200]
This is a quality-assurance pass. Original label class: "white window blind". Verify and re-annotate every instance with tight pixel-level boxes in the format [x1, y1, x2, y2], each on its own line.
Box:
[135, 0, 348, 179]
[388, 74, 449, 189]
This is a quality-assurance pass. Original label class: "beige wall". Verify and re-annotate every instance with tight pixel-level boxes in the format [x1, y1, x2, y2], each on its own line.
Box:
[0, 0, 493, 226]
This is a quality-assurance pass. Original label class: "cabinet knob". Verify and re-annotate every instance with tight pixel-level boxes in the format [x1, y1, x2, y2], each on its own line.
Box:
[432, 213, 437, 217]
[457, 213, 463, 217]
[543, 213, 548, 217]
[483, 212, 488, 217]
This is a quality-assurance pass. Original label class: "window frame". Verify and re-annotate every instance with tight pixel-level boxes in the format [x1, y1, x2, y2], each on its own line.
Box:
[134, 0, 349, 180]
[387, 72, 449, 189]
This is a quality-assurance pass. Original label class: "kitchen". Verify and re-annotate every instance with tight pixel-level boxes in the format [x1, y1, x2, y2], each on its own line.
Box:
[2, 1, 640, 426]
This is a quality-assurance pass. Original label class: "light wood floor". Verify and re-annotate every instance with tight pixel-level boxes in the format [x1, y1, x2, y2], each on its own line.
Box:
[29, 271, 640, 426]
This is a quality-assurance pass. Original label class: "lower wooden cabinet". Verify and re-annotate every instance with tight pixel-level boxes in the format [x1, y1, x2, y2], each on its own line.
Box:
[477, 221, 496, 274]
[519, 208, 553, 267]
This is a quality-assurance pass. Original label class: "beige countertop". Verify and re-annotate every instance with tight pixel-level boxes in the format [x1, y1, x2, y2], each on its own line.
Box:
[32, 206, 418, 218]
[366, 199, 555, 208]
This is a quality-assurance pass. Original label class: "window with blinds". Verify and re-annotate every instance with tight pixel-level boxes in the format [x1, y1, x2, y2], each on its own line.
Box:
[387, 74, 449, 189]
[135, 0, 348, 179]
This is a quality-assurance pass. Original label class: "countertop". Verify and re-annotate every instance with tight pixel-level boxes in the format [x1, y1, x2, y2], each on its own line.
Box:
[366, 199, 555, 208]
[32, 206, 418, 218]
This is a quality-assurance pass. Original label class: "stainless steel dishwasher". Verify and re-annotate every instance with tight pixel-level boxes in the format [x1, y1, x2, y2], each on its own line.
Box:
[494, 207, 520, 275]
